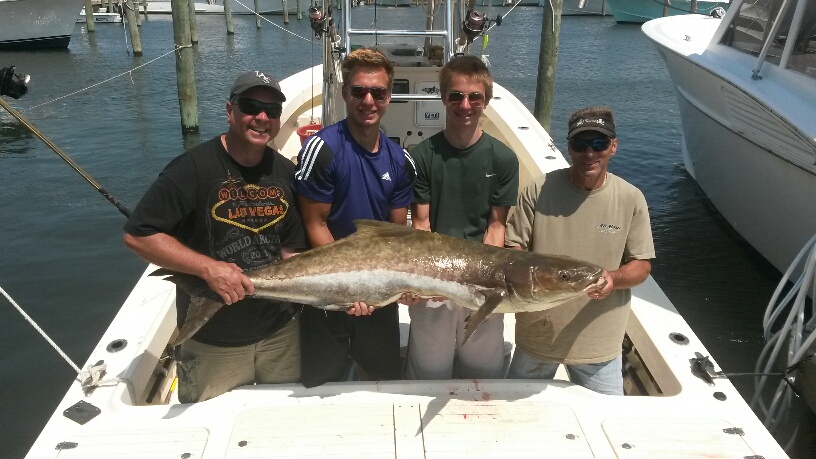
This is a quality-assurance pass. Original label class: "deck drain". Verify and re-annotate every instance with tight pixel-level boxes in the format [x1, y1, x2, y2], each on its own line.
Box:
[106, 339, 128, 353]
[669, 332, 689, 345]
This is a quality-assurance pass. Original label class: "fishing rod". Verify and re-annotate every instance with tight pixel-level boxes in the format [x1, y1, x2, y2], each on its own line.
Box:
[0, 66, 131, 218]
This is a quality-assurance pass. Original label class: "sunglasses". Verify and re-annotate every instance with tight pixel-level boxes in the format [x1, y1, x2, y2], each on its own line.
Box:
[235, 98, 283, 119]
[569, 138, 612, 153]
[347, 85, 390, 101]
[446, 91, 485, 104]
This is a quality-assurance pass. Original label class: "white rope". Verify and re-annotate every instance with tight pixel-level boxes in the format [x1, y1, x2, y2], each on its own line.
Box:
[1, 283, 133, 393]
[23, 45, 193, 111]
[77, 360, 132, 394]
[232, 0, 313, 42]
[0, 283, 81, 374]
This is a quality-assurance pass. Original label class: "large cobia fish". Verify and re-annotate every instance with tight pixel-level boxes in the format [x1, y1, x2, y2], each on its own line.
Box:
[155, 220, 604, 347]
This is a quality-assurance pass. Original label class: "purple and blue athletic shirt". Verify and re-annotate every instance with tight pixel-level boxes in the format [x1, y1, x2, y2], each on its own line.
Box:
[293, 120, 415, 239]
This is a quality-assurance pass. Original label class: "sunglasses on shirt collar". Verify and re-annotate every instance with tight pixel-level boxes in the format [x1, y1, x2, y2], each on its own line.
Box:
[234, 97, 283, 119]
[347, 85, 390, 101]
[568, 137, 613, 153]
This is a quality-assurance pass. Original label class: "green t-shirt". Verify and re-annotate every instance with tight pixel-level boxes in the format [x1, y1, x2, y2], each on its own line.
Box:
[410, 131, 519, 240]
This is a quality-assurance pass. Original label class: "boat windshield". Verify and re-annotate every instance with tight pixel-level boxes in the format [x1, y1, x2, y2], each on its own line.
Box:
[720, 0, 816, 78]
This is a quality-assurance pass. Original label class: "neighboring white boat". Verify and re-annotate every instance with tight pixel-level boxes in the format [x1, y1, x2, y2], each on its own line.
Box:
[76, 7, 123, 23]
[0, 0, 85, 50]
[558, 0, 610, 15]
[141, 0, 227, 14]
[25, 0, 791, 458]
[606, 0, 728, 23]
[642, 0, 816, 275]
[143, 0, 300, 14]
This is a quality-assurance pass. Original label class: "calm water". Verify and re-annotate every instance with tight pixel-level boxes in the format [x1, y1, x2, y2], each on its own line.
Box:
[0, 8, 810, 458]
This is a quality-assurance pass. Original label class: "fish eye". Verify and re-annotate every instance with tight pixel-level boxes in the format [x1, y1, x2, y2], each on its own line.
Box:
[559, 271, 570, 281]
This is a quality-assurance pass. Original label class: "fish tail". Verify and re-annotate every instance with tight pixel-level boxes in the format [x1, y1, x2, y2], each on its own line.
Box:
[168, 297, 225, 347]
[151, 268, 225, 346]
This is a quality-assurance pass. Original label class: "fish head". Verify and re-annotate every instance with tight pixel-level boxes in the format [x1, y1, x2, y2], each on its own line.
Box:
[505, 254, 603, 304]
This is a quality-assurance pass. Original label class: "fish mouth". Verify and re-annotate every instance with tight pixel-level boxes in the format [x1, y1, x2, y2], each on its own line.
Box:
[580, 268, 606, 293]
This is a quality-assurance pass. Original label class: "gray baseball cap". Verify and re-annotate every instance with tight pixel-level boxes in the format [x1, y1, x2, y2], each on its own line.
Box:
[230, 71, 286, 101]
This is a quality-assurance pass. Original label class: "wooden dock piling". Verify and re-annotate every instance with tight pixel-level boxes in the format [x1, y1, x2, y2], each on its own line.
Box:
[224, 0, 235, 34]
[188, 0, 200, 43]
[125, 0, 143, 55]
[171, 0, 199, 132]
[255, 0, 262, 28]
[533, 0, 561, 131]
[84, 0, 96, 32]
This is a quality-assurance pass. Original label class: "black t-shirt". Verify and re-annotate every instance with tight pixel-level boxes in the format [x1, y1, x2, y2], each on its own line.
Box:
[124, 136, 306, 346]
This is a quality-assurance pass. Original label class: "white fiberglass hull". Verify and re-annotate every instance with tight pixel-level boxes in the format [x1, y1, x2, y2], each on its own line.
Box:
[0, 0, 85, 50]
[76, 8, 123, 23]
[560, 0, 610, 15]
[606, 0, 728, 23]
[643, 14, 816, 274]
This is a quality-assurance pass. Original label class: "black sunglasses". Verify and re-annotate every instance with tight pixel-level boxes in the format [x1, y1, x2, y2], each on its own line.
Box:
[347, 85, 390, 101]
[235, 98, 283, 119]
[446, 91, 485, 104]
[569, 138, 612, 153]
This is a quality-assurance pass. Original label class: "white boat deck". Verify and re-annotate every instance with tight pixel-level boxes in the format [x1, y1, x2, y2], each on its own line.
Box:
[26, 268, 788, 458]
[36, 382, 770, 459]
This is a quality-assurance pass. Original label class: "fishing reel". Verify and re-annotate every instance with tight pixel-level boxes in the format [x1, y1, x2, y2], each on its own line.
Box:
[309, 6, 327, 39]
[0, 66, 30, 99]
[461, 10, 503, 45]
[709, 6, 726, 18]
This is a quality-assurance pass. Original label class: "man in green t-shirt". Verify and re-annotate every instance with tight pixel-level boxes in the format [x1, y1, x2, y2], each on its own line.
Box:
[405, 55, 519, 380]
[505, 106, 655, 395]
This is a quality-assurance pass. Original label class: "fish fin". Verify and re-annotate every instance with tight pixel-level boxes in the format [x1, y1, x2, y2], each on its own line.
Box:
[151, 268, 225, 346]
[169, 296, 225, 347]
[151, 268, 216, 299]
[351, 219, 415, 238]
[462, 290, 507, 346]
[149, 267, 178, 278]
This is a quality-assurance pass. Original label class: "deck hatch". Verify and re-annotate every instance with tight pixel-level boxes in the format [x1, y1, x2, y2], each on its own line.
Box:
[603, 417, 757, 457]
[228, 400, 593, 458]
[420, 400, 593, 458]
[45, 427, 208, 458]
